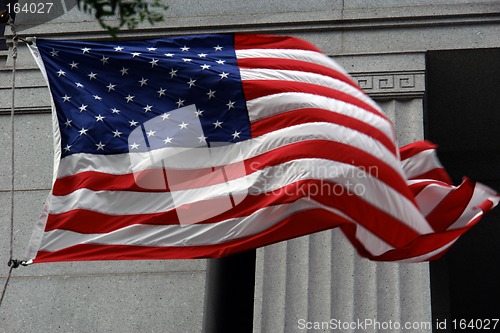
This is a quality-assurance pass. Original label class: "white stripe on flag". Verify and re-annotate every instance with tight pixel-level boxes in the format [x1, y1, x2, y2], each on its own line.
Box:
[239, 68, 381, 110]
[235, 48, 350, 75]
[414, 183, 453, 216]
[246, 91, 393, 139]
[449, 183, 498, 230]
[56, 122, 401, 178]
[401, 148, 444, 179]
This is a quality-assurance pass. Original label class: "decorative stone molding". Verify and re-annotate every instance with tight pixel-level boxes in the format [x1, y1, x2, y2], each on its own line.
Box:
[352, 71, 425, 99]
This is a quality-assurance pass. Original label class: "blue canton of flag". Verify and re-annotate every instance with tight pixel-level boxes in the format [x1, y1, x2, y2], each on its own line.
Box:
[36, 34, 251, 157]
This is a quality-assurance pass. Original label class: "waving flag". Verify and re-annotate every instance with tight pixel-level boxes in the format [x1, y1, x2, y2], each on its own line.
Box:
[26, 34, 499, 263]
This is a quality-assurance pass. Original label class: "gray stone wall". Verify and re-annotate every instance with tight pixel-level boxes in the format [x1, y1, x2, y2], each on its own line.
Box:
[1, 1, 500, 332]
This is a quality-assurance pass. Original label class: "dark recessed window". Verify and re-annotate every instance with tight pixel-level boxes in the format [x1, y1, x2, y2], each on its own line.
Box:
[1, 0, 10, 50]
[426, 48, 500, 331]
[0, 24, 7, 51]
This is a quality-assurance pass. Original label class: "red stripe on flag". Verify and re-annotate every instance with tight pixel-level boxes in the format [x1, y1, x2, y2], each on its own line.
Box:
[425, 178, 476, 232]
[234, 34, 323, 53]
[237, 57, 359, 90]
[408, 180, 451, 197]
[52, 170, 152, 195]
[242, 80, 389, 121]
[368, 228, 463, 261]
[399, 140, 437, 161]
[250, 108, 396, 154]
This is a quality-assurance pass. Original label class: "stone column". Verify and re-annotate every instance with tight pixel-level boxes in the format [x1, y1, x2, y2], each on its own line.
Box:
[253, 56, 432, 333]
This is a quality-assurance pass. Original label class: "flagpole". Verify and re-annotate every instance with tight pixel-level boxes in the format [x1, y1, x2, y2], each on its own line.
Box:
[202, 249, 256, 333]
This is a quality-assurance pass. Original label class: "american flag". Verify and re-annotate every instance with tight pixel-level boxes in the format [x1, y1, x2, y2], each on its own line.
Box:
[26, 34, 499, 263]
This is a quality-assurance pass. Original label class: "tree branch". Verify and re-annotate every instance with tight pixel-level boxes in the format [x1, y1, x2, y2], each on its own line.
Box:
[77, 0, 169, 37]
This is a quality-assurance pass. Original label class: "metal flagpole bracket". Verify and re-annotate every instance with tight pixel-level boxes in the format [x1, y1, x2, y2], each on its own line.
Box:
[7, 259, 30, 269]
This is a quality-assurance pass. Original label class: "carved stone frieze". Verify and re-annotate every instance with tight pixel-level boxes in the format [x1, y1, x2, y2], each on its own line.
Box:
[352, 71, 425, 99]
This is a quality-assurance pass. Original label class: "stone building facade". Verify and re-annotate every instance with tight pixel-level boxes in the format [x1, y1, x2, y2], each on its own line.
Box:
[1, 1, 499, 332]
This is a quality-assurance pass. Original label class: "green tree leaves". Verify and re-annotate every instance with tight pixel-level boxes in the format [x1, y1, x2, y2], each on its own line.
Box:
[77, 0, 169, 36]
